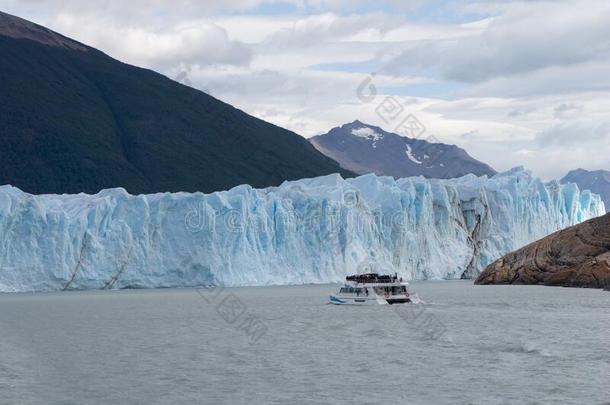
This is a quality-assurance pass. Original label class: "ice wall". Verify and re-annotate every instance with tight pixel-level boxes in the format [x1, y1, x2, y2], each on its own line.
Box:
[0, 168, 604, 292]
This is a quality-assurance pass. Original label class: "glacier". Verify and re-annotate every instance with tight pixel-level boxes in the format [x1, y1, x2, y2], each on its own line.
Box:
[0, 167, 605, 292]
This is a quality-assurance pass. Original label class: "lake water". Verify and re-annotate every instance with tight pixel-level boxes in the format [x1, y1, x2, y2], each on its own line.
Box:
[0, 281, 609, 405]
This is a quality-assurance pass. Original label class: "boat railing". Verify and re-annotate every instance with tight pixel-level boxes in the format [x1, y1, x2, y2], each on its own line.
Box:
[345, 273, 403, 284]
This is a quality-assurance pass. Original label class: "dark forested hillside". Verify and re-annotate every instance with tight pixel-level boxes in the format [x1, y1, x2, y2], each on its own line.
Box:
[0, 11, 352, 194]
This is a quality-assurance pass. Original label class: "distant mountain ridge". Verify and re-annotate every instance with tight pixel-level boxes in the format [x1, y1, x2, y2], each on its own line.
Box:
[0, 11, 352, 195]
[561, 169, 610, 209]
[310, 121, 496, 179]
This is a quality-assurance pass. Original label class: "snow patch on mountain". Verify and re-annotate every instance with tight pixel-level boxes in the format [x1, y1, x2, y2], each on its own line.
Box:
[0, 168, 604, 292]
[351, 127, 383, 142]
[405, 145, 423, 164]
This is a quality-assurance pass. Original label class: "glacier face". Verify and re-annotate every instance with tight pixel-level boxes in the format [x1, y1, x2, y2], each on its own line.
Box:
[0, 168, 605, 292]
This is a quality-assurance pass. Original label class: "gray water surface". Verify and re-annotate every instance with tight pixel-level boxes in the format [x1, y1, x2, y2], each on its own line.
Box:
[0, 281, 609, 405]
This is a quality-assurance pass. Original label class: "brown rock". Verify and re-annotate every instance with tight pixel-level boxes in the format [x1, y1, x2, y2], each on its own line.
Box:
[476, 213, 610, 288]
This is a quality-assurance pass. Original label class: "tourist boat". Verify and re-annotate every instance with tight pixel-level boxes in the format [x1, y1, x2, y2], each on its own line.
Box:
[329, 273, 411, 305]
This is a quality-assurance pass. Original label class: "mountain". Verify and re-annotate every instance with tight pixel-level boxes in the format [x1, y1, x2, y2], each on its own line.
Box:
[561, 169, 610, 209]
[0, 11, 352, 195]
[0, 168, 603, 292]
[310, 121, 496, 179]
[476, 213, 610, 289]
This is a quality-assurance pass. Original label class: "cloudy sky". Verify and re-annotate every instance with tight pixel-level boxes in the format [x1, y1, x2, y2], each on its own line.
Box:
[2, 0, 610, 179]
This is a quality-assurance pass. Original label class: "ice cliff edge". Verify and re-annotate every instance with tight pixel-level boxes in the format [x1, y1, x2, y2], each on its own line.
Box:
[0, 168, 604, 292]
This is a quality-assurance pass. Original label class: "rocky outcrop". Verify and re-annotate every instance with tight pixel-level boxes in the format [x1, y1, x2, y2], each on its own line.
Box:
[476, 213, 610, 288]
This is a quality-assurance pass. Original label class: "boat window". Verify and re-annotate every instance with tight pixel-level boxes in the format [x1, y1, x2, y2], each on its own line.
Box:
[340, 286, 365, 294]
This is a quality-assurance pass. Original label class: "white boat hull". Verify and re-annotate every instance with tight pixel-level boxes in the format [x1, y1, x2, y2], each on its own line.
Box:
[329, 295, 385, 305]
[330, 273, 412, 305]
[329, 294, 410, 305]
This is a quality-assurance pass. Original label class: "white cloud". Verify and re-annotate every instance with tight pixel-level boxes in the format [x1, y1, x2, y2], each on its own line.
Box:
[385, 1, 610, 83]
[1, 0, 609, 180]
[49, 14, 252, 68]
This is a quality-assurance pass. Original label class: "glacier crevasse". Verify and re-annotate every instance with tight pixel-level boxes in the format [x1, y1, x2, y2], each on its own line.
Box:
[0, 168, 605, 292]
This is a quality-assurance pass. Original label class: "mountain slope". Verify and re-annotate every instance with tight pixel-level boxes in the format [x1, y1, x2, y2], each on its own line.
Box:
[310, 121, 496, 179]
[0, 11, 352, 194]
[476, 213, 610, 289]
[561, 169, 610, 209]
